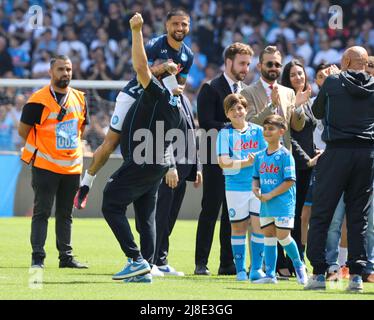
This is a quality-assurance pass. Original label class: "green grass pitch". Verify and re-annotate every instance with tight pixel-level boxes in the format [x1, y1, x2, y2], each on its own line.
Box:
[0, 217, 373, 300]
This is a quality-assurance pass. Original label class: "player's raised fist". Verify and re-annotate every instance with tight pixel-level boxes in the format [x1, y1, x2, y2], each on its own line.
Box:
[130, 12, 143, 31]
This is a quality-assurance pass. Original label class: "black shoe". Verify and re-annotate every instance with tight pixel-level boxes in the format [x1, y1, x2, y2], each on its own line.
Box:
[194, 265, 211, 275]
[31, 258, 44, 268]
[59, 258, 88, 269]
[218, 264, 236, 275]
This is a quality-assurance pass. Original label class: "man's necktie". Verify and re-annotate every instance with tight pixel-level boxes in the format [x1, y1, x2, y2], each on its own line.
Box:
[233, 83, 239, 93]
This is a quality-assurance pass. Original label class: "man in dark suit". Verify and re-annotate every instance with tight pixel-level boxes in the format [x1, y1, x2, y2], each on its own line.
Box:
[195, 42, 254, 275]
[153, 94, 202, 276]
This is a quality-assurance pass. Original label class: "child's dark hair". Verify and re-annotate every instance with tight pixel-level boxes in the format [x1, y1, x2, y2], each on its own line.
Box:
[223, 93, 248, 115]
[263, 115, 287, 130]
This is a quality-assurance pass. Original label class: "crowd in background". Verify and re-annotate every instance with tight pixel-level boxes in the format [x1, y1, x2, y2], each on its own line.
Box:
[1, 0, 374, 152]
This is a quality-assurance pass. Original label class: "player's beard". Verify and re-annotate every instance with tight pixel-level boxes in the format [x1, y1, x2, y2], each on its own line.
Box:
[55, 77, 70, 89]
[231, 65, 247, 82]
[261, 68, 280, 81]
[170, 31, 186, 42]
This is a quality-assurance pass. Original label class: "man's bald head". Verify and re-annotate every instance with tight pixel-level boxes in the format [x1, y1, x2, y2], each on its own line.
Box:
[341, 46, 369, 72]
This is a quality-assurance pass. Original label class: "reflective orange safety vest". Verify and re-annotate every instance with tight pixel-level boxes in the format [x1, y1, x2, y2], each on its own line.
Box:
[21, 85, 86, 175]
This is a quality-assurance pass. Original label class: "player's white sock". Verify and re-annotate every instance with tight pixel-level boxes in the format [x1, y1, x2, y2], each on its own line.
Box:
[81, 170, 96, 187]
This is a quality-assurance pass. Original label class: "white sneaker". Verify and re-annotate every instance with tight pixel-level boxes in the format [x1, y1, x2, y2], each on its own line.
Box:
[346, 275, 363, 293]
[295, 264, 308, 285]
[304, 274, 326, 290]
[157, 265, 185, 276]
[252, 276, 278, 284]
[150, 265, 164, 277]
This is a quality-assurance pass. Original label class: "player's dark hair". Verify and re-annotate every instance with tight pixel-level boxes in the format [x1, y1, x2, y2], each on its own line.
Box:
[263, 114, 287, 130]
[223, 93, 248, 115]
[259, 45, 282, 63]
[166, 9, 190, 20]
[223, 42, 254, 62]
[50, 55, 70, 67]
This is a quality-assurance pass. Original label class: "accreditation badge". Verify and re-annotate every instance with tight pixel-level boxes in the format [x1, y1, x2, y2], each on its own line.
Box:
[56, 119, 79, 150]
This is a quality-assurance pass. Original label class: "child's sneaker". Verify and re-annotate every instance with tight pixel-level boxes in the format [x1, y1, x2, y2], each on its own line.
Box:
[236, 271, 248, 281]
[304, 274, 326, 290]
[346, 275, 363, 293]
[123, 273, 152, 283]
[252, 276, 278, 284]
[249, 269, 266, 281]
[295, 264, 308, 285]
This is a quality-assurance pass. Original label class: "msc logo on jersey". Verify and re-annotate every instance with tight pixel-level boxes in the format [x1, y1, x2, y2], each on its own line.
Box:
[181, 53, 188, 62]
[111, 115, 119, 125]
[229, 208, 236, 218]
[263, 179, 278, 185]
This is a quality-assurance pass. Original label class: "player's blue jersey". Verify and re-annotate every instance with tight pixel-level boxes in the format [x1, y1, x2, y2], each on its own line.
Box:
[122, 34, 194, 99]
[216, 123, 267, 192]
[253, 146, 296, 217]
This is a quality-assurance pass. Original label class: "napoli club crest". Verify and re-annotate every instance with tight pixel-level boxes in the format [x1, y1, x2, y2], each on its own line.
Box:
[111, 115, 119, 125]
[181, 53, 188, 62]
[229, 208, 236, 218]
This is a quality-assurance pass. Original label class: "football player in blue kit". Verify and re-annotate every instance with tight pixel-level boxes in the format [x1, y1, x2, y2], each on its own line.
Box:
[216, 93, 267, 282]
[252, 115, 308, 285]
[74, 9, 192, 207]
[110, 8, 193, 134]
[92, 12, 187, 283]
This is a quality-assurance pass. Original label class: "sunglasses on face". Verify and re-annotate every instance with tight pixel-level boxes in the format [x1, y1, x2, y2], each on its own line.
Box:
[265, 61, 282, 69]
[368, 63, 374, 68]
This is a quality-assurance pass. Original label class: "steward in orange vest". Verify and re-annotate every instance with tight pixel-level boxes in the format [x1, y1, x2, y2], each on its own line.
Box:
[18, 55, 89, 269]
[21, 85, 87, 174]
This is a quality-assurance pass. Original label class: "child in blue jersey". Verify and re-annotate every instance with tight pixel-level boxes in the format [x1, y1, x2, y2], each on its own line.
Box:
[217, 93, 267, 281]
[252, 115, 307, 285]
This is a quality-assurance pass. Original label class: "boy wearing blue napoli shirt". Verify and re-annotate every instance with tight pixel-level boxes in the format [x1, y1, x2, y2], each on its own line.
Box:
[217, 93, 267, 281]
[252, 115, 307, 285]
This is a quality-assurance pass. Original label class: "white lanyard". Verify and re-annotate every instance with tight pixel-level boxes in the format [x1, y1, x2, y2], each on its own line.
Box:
[50, 85, 70, 108]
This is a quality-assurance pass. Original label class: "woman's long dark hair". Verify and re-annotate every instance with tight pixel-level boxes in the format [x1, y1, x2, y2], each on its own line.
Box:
[281, 59, 308, 92]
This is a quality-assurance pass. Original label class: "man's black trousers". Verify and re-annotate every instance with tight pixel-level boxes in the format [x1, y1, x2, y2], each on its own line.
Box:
[102, 162, 166, 263]
[307, 144, 374, 275]
[195, 163, 233, 268]
[154, 165, 192, 266]
[31, 166, 80, 262]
